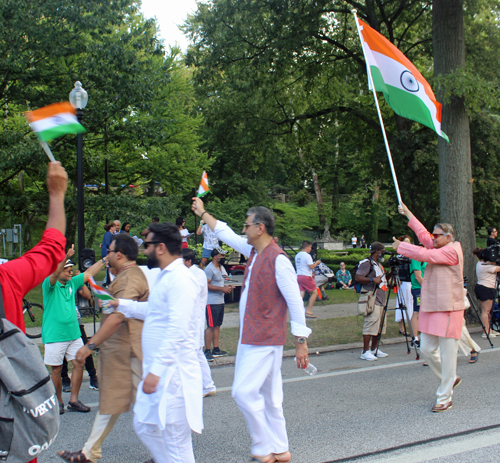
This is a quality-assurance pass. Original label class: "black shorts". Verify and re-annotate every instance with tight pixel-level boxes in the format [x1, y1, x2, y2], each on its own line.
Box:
[411, 288, 421, 312]
[206, 304, 225, 327]
[475, 284, 496, 302]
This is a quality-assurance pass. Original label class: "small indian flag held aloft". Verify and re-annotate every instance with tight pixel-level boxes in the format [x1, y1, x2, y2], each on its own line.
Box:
[25, 102, 86, 142]
[88, 276, 116, 302]
[357, 18, 449, 142]
[197, 171, 210, 197]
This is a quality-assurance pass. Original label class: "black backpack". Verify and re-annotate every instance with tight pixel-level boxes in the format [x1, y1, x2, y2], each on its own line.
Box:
[0, 284, 60, 462]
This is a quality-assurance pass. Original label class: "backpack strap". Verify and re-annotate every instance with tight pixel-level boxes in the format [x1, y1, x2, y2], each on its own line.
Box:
[0, 281, 4, 319]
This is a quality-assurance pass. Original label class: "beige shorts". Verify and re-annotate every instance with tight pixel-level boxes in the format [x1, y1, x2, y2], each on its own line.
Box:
[44, 338, 84, 366]
[363, 304, 387, 336]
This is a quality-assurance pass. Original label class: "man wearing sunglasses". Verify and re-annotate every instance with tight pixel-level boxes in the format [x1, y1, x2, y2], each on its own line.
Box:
[393, 203, 465, 413]
[99, 222, 202, 463]
[191, 197, 311, 463]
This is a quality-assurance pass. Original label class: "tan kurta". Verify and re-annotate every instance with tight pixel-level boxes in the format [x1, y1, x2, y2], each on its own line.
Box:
[99, 264, 149, 415]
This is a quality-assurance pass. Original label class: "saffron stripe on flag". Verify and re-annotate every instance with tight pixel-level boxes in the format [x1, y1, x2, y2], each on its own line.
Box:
[26, 102, 76, 122]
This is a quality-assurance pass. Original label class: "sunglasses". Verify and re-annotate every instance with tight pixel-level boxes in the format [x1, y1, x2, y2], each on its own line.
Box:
[144, 241, 162, 249]
[243, 222, 261, 230]
[432, 233, 445, 239]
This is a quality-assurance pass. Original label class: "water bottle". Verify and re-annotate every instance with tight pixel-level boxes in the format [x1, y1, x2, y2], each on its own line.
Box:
[294, 357, 317, 376]
[229, 272, 232, 280]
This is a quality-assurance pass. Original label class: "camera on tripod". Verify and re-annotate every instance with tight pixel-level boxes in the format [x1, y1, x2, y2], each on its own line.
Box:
[482, 243, 500, 265]
[387, 253, 412, 282]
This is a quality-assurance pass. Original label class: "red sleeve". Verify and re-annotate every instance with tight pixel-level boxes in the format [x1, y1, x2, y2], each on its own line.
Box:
[0, 228, 66, 331]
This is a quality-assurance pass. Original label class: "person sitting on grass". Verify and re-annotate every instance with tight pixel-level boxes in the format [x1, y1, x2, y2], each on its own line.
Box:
[335, 262, 354, 289]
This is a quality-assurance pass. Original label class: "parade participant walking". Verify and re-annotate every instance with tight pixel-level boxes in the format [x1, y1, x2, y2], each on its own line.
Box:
[177, 216, 191, 249]
[0, 161, 68, 463]
[106, 223, 202, 463]
[394, 203, 465, 412]
[57, 234, 149, 463]
[196, 219, 220, 268]
[182, 248, 217, 397]
[204, 248, 232, 360]
[192, 197, 311, 463]
[42, 248, 106, 414]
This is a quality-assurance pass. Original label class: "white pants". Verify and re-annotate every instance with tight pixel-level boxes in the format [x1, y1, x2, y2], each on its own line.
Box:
[133, 378, 194, 463]
[458, 319, 481, 356]
[420, 333, 458, 405]
[197, 348, 216, 394]
[232, 344, 288, 456]
[395, 281, 413, 322]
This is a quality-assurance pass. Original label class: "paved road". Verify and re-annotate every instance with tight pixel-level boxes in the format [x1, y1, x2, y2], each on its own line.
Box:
[39, 331, 500, 463]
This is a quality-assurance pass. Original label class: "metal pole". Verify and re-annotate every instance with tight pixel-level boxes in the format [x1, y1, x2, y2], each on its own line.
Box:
[77, 108, 85, 270]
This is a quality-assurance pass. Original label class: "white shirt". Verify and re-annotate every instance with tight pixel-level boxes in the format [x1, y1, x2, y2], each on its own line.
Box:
[476, 262, 498, 289]
[201, 224, 219, 250]
[295, 251, 313, 277]
[116, 258, 203, 433]
[189, 264, 208, 349]
[180, 228, 190, 243]
[214, 221, 311, 339]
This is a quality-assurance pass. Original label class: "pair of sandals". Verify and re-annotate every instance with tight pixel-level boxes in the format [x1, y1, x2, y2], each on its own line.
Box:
[58, 452, 154, 463]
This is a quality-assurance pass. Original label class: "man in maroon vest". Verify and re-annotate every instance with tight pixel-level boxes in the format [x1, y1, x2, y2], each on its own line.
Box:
[192, 197, 311, 463]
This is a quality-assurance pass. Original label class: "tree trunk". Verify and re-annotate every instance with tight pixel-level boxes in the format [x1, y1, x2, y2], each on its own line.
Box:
[433, 0, 476, 305]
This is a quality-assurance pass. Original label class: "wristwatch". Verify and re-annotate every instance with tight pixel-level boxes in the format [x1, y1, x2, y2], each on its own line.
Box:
[296, 337, 307, 344]
[88, 341, 97, 351]
[370, 277, 373, 282]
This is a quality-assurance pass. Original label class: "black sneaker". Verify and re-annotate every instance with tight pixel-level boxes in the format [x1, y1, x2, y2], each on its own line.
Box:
[89, 377, 99, 391]
[212, 348, 228, 358]
[62, 381, 72, 393]
[204, 349, 214, 362]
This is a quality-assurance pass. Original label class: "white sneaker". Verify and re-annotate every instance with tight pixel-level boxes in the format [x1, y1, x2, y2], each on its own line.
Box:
[370, 349, 389, 358]
[360, 350, 378, 361]
[482, 332, 498, 338]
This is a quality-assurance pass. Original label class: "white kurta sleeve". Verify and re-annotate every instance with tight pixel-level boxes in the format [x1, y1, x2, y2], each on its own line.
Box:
[214, 220, 253, 258]
[116, 299, 149, 320]
[148, 277, 198, 378]
[275, 255, 312, 337]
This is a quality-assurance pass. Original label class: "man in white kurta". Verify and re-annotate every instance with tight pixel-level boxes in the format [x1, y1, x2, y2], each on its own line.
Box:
[111, 222, 203, 463]
[192, 198, 311, 463]
[182, 248, 216, 396]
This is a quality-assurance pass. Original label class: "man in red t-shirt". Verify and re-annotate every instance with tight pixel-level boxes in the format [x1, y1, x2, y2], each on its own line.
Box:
[0, 161, 68, 463]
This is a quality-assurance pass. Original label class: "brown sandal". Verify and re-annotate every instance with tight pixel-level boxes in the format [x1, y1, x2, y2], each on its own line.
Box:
[67, 400, 91, 413]
[57, 450, 92, 462]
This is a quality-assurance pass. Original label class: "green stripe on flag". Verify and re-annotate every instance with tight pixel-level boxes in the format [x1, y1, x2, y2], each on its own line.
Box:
[37, 123, 86, 142]
[370, 66, 448, 142]
[197, 190, 210, 198]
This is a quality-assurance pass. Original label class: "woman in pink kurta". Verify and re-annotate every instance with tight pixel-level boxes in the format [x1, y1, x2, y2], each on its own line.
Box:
[393, 203, 464, 412]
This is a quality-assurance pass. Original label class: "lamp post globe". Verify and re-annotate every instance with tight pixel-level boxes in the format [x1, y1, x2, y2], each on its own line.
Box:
[69, 81, 88, 270]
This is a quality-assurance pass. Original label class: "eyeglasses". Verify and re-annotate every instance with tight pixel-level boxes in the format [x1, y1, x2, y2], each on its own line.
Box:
[432, 233, 445, 239]
[243, 222, 261, 230]
[144, 241, 162, 249]
[108, 250, 119, 253]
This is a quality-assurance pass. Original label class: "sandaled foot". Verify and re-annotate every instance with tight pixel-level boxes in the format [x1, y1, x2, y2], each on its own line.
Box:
[274, 451, 291, 462]
[251, 454, 277, 463]
[67, 400, 91, 413]
[57, 450, 92, 462]
[59, 402, 65, 415]
[305, 313, 317, 318]
[469, 352, 479, 364]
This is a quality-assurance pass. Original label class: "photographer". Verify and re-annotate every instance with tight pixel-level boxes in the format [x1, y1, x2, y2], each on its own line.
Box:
[472, 247, 500, 337]
[355, 242, 389, 361]
[487, 227, 498, 247]
[394, 203, 464, 413]
[393, 235, 413, 336]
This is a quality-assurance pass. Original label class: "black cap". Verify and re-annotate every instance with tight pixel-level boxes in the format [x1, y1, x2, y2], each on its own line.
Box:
[369, 242, 385, 252]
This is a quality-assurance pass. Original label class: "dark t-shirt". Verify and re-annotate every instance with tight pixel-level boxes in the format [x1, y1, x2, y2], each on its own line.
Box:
[357, 258, 387, 306]
[487, 237, 498, 247]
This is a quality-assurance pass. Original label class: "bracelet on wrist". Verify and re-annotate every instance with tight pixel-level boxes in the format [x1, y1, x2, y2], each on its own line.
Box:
[201, 211, 208, 219]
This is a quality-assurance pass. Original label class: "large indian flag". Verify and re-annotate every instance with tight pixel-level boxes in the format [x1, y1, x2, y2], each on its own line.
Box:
[357, 18, 448, 142]
[26, 102, 86, 142]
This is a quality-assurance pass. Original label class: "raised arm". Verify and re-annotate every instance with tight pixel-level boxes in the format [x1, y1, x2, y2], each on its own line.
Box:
[48, 244, 75, 286]
[83, 256, 108, 283]
[45, 161, 68, 234]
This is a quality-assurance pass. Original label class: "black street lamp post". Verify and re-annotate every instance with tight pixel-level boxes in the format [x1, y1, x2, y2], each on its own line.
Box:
[69, 81, 88, 270]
